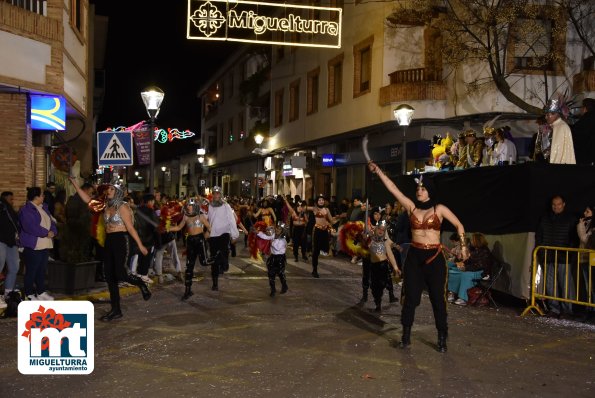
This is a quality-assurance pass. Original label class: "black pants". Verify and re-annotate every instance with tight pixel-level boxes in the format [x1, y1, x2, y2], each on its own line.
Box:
[208, 233, 230, 287]
[361, 258, 371, 293]
[185, 233, 208, 288]
[311, 227, 330, 272]
[371, 260, 392, 306]
[136, 246, 155, 276]
[401, 246, 448, 332]
[103, 232, 146, 311]
[292, 225, 307, 260]
[266, 254, 288, 291]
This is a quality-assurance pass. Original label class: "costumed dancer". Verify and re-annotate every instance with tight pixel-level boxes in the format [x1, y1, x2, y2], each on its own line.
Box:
[154, 200, 183, 282]
[248, 220, 272, 261]
[254, 198, 276, 226]
[364, 134, 469, 353]
[368, 220, 400, 312]
[368, 165, 469, 352]
[169, 198, 212, 300]
[339, 218, 370, 303]
[257, 222, 289, 297]
[370, 207, 398, 304]
[304, 195, 336, 278]
[283, 196, 309, 262]
[207, 186, 239, 291]
[69, 176, 151, 321]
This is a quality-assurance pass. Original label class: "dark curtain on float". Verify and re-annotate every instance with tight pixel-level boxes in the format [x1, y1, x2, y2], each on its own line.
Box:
[369, 163, 595, 234]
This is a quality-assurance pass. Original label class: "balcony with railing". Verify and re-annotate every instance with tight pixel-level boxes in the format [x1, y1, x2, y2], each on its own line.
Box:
[379, 67, 446, 105]
[3, 0, 46, 15]
[1, 0, 60, 42]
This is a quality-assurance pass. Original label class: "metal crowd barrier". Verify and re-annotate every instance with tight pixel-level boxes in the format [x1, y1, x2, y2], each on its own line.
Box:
[521, 245, 595, 316]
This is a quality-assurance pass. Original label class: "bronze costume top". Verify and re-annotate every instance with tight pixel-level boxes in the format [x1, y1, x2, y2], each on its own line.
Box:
[410, 208, 441, 231]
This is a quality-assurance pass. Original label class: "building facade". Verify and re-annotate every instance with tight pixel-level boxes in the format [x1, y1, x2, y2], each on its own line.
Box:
[0, 0, 94, 205]
[196, 0, 594, 202]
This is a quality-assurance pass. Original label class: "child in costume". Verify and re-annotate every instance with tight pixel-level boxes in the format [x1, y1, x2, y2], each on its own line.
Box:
[257, 222, 289, 297]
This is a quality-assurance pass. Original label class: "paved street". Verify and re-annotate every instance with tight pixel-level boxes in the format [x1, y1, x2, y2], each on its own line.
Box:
[1, 246, 594, 397]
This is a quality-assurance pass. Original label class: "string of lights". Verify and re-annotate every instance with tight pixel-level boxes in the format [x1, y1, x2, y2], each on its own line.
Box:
[105, 126, 196, 143]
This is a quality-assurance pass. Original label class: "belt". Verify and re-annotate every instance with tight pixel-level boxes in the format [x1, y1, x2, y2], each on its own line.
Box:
[314, 224, 329, 231]
[410, 241, 443, 264]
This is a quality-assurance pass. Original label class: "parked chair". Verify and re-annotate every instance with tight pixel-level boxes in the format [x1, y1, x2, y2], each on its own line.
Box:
[472, 262, 504, 309]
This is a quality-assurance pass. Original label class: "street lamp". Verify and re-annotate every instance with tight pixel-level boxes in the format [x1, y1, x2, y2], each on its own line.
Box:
[161, 166, 166, 193]
[393, 104, 415, 175]
[197, 148, 205, 165]
[254, 134, 264, 199]
[141, 86, 165, 194]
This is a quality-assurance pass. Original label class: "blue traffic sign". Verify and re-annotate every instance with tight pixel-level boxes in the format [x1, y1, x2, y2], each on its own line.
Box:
[97, 131, 134, 166]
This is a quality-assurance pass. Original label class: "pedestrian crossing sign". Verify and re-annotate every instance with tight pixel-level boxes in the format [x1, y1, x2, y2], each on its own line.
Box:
[97, 131, 134, 166]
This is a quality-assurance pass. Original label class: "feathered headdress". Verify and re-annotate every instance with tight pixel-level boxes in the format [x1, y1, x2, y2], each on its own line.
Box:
[483, 115, 501, 136]
[544, 92, 576, 121]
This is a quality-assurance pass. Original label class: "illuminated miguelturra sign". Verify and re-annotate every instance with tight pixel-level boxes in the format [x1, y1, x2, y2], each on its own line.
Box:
[187, 0, 342, 48]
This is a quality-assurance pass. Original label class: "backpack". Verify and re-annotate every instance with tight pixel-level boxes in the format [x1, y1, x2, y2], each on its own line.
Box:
[4, 290, 23, 318]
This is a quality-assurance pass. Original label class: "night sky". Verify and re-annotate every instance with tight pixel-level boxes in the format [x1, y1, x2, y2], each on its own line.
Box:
[91, 1, 238, 160]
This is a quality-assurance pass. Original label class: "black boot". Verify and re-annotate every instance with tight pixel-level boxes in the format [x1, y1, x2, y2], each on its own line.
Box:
[399, 326, 411, 348]
[311, 267, 320, 278]
[211, 284, 218, 291]
[100, 306, 122, 322]
[389, 291, 398, 303]
[129, 274, 152, 300]
[437, 330, 448, 353]
[279, 275, 288, 294]
[269, 281, 276, 297]
[374, 301, 382, 313]
[359, 290, 368, 304]
[139, 282, 152, 300]
[181, 286, 193, 301]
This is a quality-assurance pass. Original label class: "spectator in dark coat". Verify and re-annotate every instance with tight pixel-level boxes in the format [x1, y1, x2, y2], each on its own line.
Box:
[19, 187, 58, 301]
[0, 192, 21, 304]
[572, 97, 595, 166]
[43, 182, 56, 216]
[535, 195, 578, 318]
[134, 194, 160, 282]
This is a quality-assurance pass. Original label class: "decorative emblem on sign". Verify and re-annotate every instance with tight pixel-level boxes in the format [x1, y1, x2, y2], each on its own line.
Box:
[189, 1, 226, 38]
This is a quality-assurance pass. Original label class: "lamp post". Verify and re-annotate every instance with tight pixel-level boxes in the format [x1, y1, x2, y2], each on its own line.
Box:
[141, 86, 165, 194]
[254, 134, 264, 199]
[196, 148, 205, 195]
[161, 166, 166, 193]
[393, 104, 415, 175]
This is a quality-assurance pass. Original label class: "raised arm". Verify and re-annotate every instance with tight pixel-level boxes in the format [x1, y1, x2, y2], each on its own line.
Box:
[367, 162, 415, 213]
[283, 196, 298, 218]
[68, 176, 91, 204]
